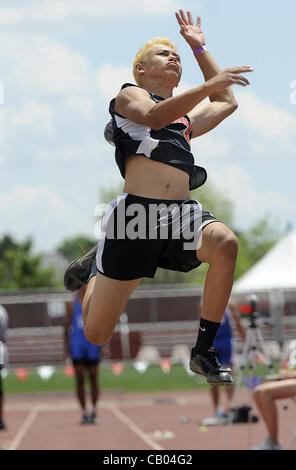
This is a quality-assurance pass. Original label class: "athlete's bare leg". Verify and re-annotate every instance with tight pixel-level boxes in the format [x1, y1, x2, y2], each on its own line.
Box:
[224, 381, 235, 409]
[210, 384, 220, 414]
[196, 222, 238, 323]
[188, 221, 238, 383]
[73, 364, 86, 411]
[83, 273, 142, 345]
[88, 364, 99, 411]
[82, 276, 96, 325]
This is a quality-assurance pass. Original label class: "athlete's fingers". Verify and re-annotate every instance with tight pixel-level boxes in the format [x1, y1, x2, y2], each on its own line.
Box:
[179, 9, 188, 25]
[230, 77, 249, 87]
[196, 16, 201, 28]
[230, 74, 250, 85]
[175, 11, 185, 27]
[225, 66, 253, 73]
[187, 11, 194, 25]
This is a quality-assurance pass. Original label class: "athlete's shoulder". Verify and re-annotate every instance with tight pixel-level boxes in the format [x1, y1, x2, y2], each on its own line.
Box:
[110, 83, 150, 116]
[117, 83, 151, 100]
[121, 83, 140, 91]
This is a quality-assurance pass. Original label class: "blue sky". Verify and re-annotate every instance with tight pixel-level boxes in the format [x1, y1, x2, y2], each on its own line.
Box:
[0, 0, 295, 253]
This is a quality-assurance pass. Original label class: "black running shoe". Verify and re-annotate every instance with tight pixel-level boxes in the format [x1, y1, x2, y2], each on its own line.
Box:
[89, 411, 98, 424]
[189, 347, 233, 384]
[80, 412, 90, 425]
[64, 246, 97, 291]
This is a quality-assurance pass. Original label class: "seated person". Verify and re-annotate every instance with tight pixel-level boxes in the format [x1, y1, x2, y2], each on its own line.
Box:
[251, 363, 296, 450]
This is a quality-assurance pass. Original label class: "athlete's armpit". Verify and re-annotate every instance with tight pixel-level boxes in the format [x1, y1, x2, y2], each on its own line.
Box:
[188, 100, 238, 138]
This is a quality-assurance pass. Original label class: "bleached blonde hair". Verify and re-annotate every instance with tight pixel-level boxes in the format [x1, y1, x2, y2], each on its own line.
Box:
[133, 37, 177, 86]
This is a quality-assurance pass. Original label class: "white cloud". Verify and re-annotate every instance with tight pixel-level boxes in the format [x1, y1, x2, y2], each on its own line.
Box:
[11, 101, 54, 137]
[250, 141, 268, 156]
[207, 163, 294, 225]
[0, 185, 93, 250]
[192, 134, 231, 159]
[65, 96, 94, 119]
[0, 185, 64, 212]
[0, 34, 93, 95]
[36, 138, 101, 162]
[0, 7, 24, 25]
[235, 91, 296, 150]
[96, 64, 135, 100]
[0, 32, 103, 165]
[0, 0, 181, 24]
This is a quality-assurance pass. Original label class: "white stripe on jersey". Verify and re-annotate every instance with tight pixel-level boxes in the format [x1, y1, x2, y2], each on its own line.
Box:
[115, 115, 159, 158]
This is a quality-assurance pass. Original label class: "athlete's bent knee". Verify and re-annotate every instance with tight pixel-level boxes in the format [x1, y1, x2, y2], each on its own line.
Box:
[84, 325, 112, 346]
[215, 233, 238, 263]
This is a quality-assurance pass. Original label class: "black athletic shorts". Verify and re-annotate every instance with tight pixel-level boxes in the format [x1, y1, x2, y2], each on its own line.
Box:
[96, 192, 220, 280]
[72, 359, 100, 367]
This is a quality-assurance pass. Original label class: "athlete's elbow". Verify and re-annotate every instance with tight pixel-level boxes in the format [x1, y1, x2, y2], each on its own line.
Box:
[223, 101, 238, 119]
[229, 101, 238, 113]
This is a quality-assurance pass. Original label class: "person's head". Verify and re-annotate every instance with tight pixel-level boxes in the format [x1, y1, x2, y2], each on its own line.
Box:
[133, 37, 182, 89]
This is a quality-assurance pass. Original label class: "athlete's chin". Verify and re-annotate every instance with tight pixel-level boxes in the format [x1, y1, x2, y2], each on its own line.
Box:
[166, 70, 181, 87]
[168, 78, 181, 89]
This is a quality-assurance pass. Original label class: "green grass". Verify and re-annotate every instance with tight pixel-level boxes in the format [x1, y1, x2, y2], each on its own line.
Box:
[3, 364, 207, 395]
[100, 364, 208, 392]
[3, 361, 277, 395]
[4, 369, 76, 394]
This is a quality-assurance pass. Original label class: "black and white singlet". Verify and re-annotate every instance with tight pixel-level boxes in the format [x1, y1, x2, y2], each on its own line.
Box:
[108, 83, 207, 191]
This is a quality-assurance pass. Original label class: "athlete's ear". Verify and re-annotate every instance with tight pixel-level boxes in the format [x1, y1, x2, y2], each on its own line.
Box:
[135, 62, 145, 79]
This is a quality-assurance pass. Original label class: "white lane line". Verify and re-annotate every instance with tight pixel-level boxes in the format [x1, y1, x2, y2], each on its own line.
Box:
[9, 407, 39, 450]
[109, 405, 163, 451]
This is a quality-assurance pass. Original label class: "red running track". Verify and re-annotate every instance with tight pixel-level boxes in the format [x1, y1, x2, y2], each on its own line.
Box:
[1, 389, 296, 451]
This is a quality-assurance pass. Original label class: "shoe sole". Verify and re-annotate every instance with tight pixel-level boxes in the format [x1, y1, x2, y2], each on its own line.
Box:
[189, 360, 233, 385]
[64, 260, 88, 291]
[64, 247, 97, 291]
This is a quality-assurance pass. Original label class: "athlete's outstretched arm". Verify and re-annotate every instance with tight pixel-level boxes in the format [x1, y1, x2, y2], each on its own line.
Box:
[115, 68, 251, 133]
[176, 10, 253, 138]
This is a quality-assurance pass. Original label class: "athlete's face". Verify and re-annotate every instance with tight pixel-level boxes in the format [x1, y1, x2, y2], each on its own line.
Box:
[139, 45, 182, 87]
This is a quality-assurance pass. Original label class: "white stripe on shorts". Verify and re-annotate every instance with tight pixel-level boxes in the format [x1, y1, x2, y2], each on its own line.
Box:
[96, 192, 128, 274]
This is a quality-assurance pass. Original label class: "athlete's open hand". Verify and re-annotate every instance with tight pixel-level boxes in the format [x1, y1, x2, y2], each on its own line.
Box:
[208, 66, 254, 91]
[175, 9, 205, 49]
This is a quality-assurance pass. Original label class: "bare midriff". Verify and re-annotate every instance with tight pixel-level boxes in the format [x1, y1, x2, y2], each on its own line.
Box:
[123, 155, 191, 200]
